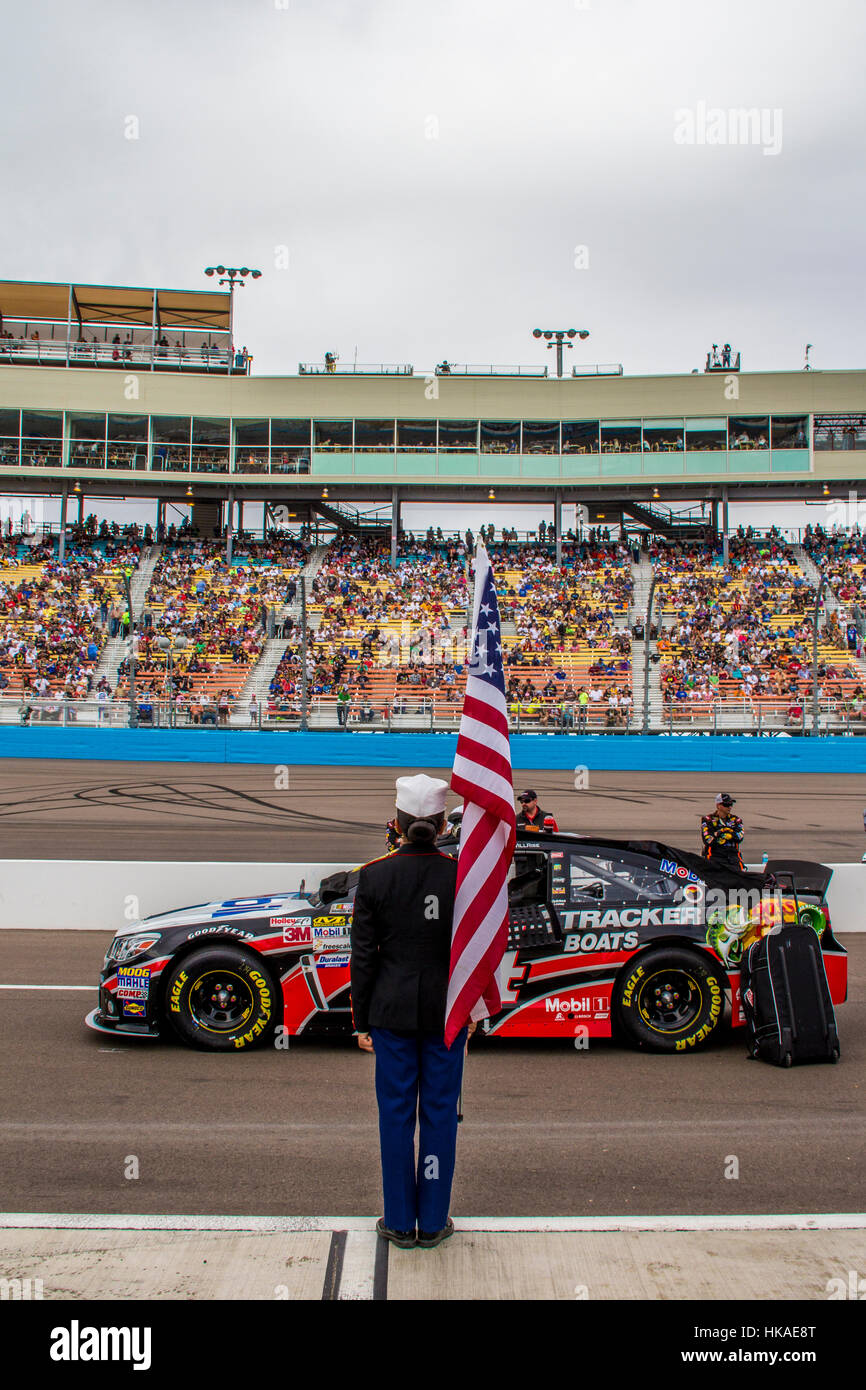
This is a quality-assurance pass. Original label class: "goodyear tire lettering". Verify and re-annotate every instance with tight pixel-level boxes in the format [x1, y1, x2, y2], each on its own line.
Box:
[165, 950, 276, 1053]
[613, 949, 726, 1055]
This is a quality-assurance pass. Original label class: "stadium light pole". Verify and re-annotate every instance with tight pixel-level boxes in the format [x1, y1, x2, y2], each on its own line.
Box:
[203, 265, 262, 371]
[812, 575, 828, 737]
[532, 328, 590, 379]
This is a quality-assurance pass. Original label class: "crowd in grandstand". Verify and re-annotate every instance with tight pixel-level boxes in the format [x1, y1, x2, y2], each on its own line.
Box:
[651, 529, 864, 718]
[3, 517, 866, 728]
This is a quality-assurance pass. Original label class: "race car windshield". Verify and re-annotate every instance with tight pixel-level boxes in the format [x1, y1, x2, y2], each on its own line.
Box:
[568, 851, 684, 906]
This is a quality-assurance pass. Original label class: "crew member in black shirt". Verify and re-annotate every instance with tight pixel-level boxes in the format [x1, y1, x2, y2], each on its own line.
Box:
[516, 788, 558, 832]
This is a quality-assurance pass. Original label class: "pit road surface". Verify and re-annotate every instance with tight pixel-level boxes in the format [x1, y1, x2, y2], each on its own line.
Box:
[0, 933, 863, 1217]
[0, 758, 863, 1219]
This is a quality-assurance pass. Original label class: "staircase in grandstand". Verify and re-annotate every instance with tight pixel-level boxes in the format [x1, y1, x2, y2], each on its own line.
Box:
[622, 500, 712, 540]
[629, 553, 660, 729]
[90, 544, 163, 694]
[237, 544, 331, 708]
[795, 544, 866, 683]
[311, 500, 391, 537]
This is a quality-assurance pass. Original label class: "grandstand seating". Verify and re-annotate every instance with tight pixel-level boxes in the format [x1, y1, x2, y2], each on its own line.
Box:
[2, 522, 865, 730]
[650, 532, 865, 725]
[113, 538, 306, 719]
[0, 532, 139, 703]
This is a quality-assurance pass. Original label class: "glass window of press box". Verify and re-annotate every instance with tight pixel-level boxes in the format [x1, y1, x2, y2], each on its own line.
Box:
[21, 410, 63, 467]
[813, 415, 866, 450]
[521, 421, 561, 454]
[235, 419, 270, 472]
[561, 421, 600, 454]
[107, 415, 148, 470]
[271, 419, 311, 473]
[685, 418, 727, 451]
[438, 420, 479, 452]
[69, 413, 107, 469]
[151, 416, 192, 471]
[642, 420, 685, 452]
[480, 421, 520, 453]
[191, 418, 230, 474]
[729, 417, 769, 450]
[601, 421, 642, 454]
[770, 416, 809, 449]
[314, 420, 353, 452]
[0, 410, 20, 466]
[354, 419, 396, 452]
[397, 420, 437, 452]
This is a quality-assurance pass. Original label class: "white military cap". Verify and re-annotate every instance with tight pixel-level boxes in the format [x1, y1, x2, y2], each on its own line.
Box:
[395, 774, 448, 818]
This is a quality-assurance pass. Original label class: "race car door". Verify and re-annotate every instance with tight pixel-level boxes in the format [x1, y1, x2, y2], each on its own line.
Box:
[553, 846, 692, 948]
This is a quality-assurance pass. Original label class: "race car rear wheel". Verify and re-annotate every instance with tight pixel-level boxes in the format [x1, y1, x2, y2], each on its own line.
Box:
[614, 948, 725, 1053]
[163, 947, 278, 1051]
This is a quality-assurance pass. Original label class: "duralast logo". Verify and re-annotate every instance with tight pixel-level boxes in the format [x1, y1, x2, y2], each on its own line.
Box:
[49, 1320, 152, 1370]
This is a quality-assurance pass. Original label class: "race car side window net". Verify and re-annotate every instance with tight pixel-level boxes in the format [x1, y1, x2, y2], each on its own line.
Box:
[508, 852, 548, 906]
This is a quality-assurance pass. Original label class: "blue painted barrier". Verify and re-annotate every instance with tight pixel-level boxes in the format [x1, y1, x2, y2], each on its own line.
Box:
[0, 728, 864, 772]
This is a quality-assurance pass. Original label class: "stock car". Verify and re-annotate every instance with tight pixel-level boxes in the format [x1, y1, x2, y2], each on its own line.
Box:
[85, 833, 848, 1054]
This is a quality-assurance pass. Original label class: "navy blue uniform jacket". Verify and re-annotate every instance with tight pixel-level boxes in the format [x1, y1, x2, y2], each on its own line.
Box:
[350, 841, 458, 1034]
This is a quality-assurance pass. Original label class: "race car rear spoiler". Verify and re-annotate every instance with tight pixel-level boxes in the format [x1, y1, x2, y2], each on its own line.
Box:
[761, 859, 833, 900]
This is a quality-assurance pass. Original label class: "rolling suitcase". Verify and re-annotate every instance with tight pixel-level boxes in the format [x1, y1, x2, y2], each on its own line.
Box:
[741, 925, 840, 1067]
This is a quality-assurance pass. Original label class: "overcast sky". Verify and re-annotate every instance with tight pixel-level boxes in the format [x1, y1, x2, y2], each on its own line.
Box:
[3, 0, 865, 378]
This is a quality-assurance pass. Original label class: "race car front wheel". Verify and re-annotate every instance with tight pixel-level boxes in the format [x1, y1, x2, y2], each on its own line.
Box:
[613, 948, 725, 1053]
[163, 947, 278, 1051]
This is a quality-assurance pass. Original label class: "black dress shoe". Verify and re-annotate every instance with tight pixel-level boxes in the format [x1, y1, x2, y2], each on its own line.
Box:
[416, 1218, 454, 1248]
[376, 1217, 416, 1248]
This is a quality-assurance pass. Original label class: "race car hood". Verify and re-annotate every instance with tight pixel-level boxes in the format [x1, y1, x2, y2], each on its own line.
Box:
[112, 892, 312, 937]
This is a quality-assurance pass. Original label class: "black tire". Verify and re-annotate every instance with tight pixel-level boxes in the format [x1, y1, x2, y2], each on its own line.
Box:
[614, 947, 726, 1053]
[163, 947, 278, 1051]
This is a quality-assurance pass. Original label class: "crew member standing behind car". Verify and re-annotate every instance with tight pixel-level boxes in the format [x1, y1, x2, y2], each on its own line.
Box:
[351, 774, 467, 1251]
[701, 792, 745, 870]
[516, 789, 558, 832]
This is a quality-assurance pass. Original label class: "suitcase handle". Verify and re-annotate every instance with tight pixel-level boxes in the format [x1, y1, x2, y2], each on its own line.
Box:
[777, 946, 798, 1045]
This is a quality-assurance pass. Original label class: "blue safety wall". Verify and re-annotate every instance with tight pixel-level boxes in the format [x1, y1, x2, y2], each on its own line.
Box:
[0, 728, 864, 772]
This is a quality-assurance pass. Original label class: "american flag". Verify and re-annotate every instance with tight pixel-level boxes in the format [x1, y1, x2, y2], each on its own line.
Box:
[445, 545, 516, 1048]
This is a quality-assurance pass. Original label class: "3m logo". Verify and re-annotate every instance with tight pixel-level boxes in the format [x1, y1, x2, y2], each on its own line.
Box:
[278, 922, 313, 946]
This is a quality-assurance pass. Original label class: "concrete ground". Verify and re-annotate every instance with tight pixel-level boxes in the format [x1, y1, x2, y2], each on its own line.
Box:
[2, 1216, 864, 1301]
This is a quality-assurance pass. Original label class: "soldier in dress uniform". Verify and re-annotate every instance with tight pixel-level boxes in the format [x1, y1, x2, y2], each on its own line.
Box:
[350, 774, 467, 1249]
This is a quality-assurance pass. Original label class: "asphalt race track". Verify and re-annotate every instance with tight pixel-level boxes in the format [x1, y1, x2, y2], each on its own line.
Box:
[0, 757, 863, 1220]
[2, 757, 865, 862]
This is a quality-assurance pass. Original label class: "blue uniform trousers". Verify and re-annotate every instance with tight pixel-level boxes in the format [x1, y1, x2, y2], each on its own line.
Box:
[370, 1026, 467, 1233]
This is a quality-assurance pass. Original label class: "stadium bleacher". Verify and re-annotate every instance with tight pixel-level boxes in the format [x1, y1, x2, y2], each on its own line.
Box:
[1, 520, 864, 730]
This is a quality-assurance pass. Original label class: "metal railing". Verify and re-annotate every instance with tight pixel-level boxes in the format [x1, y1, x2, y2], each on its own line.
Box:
[571, 363, 624, 377]
[0, 339, 247, 374]
[435, 363, 548, 377]
[2, 693, 864, 734]
[298, 362, 414, 376]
